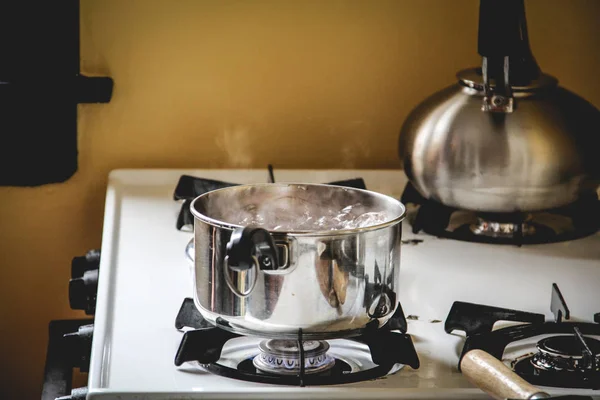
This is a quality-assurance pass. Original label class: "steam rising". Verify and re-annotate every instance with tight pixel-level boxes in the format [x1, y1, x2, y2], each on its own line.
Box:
[194, 183, 399, 232]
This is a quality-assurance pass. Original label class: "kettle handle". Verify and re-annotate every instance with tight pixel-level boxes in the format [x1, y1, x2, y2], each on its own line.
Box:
[481, 56, 514, 113]
[478, 0, 519, 113]
[477, 0, 523, 59]
[477, 0, 540, 113]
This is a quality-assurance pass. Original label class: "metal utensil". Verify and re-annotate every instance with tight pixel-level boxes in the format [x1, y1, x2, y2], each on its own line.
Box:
[398, 0, 600, 213]
[189, 183, 406, 339]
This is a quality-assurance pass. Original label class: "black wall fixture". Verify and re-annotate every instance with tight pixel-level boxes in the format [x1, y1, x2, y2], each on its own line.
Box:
[0, 1, 113, 186]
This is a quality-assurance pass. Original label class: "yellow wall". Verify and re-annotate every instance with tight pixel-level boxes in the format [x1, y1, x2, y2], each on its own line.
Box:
[1, 0, 598, 398]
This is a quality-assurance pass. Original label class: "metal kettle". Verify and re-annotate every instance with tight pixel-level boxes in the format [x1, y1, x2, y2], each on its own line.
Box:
[398, 0, 600, 213]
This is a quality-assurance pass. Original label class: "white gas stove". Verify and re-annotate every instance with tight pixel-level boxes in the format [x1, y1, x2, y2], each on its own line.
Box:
[47, 169, 600, 399]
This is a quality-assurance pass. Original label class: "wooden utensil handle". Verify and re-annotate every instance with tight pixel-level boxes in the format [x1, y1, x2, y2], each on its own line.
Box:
[461, 349, 550, 400]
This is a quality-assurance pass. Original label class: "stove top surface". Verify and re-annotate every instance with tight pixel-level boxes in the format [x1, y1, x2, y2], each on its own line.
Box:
[87, 168, 600, 399]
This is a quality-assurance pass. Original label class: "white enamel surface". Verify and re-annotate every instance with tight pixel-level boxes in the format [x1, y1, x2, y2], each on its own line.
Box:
[88, 169, 600, 399]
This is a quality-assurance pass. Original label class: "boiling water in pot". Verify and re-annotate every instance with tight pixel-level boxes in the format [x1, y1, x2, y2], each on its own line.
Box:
[235, 202, 388, 231]
[196, 183, 400, 233]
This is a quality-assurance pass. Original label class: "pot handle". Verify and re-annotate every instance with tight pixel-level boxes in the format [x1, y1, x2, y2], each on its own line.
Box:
[223, 257, 258, 298]
[226, 226, 280, 272]
[224, 226, 280, 298]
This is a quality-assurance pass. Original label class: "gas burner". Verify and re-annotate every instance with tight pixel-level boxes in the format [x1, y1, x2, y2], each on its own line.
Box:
[445, 284, 600, 389]
[470, 216, 536, 238]
[402, 182, 600, 245]
[239, 357, 353, 379]
[253, 339, 336, 375]
[173, 298, 419, 386]
[512, 331, 600, 389]
[201, 337, 403, 385]
[531, 334, 600, 372]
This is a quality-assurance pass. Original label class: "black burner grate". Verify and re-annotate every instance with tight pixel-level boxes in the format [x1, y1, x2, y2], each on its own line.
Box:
[402, 182, 600, 245]
[445, 283, 600, 389]
[444, 301, 545, 337]
[204, 358, 395, 386]
[173, 298, 419, 386]
[173, 176, 239, 230]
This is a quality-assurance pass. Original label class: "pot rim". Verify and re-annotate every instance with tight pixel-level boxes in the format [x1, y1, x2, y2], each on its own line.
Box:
[190, 182, 406, 236]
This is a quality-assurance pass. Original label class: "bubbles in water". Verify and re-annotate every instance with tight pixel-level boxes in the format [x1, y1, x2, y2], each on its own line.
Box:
[232, 202, 388, 231]
[344, 211, 388, 229]
[201, 184, 397, 233]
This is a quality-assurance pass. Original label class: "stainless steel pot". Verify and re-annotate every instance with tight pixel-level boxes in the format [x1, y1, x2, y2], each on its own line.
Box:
[398, 0, 600, 213]
[189, 183, 406, 339]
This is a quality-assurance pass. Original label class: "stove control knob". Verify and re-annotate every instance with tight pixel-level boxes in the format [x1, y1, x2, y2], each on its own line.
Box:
[63, 324, 94, 372]
[69, 269, 98, 315]
[56, 386, 88, 400]
[71, 249, 100, 279]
